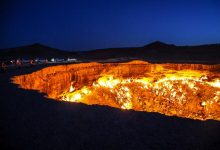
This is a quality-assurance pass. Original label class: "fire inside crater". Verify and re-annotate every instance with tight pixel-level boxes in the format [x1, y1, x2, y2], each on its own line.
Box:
[12, 61, 220, 121]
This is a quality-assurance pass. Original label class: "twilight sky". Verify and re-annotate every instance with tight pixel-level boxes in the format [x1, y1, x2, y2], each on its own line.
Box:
[1, 0, 220, 51]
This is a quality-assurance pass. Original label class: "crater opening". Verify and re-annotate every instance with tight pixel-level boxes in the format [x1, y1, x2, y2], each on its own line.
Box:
[12, 61, 220, 121]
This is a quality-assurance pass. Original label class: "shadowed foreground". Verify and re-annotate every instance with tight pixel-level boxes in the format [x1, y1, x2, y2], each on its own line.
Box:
[1, 65, 220, 150]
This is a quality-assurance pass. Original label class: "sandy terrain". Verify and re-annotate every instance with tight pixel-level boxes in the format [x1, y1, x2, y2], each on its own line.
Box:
[1, 65, 220, 150]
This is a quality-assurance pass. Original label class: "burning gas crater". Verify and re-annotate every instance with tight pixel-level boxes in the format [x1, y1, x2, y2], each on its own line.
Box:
[61, 70, 220, 120]
[12, 61, 220, 121]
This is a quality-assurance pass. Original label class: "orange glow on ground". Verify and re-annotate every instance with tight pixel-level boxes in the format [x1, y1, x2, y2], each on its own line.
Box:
[61, 70, 220, 120]
[12, 61, 220, 121]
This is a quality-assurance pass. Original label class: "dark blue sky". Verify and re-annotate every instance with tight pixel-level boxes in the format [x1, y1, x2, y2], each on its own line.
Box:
[1, 0, 220, 51]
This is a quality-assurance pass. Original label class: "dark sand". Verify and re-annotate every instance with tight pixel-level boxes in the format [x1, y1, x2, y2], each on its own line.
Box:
[1, 65, 220, 150]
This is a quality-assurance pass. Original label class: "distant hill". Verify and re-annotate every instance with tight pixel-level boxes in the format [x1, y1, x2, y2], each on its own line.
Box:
[81, 41, 220, 63]
[0, 43, 78, 59]
[0, 41, 220, 63]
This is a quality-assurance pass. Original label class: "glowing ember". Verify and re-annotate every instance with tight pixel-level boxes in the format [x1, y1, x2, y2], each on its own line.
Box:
[61, 70, 220, 120]
[11, 61, 220, 121]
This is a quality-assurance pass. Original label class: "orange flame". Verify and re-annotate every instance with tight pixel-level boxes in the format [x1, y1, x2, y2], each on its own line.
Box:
[61, 69, 220, 121]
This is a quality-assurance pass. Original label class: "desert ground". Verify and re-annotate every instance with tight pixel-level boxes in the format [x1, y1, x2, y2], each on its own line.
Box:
[1, 64, 220, 150]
